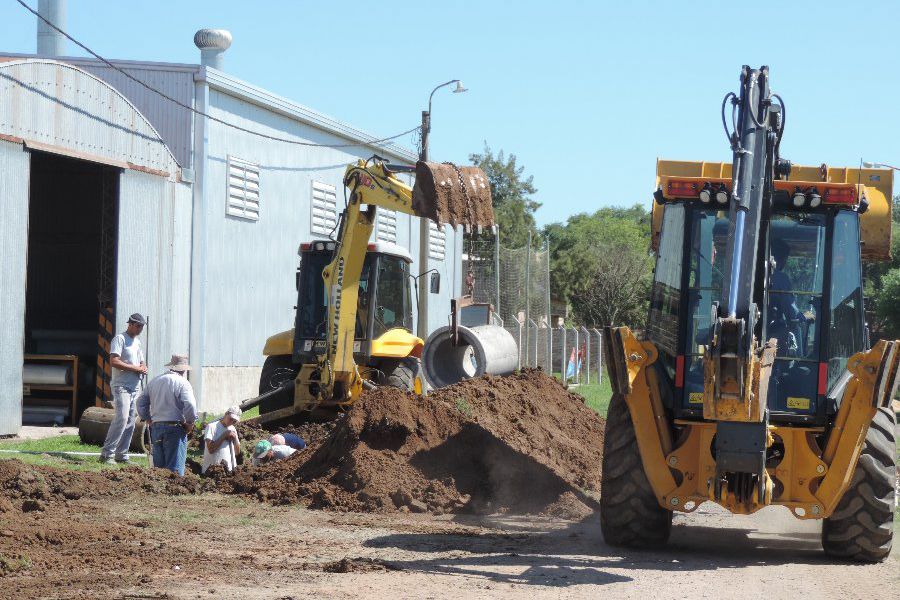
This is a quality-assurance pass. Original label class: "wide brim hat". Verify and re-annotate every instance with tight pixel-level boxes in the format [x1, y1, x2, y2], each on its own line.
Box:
[164, 354, 191, 372]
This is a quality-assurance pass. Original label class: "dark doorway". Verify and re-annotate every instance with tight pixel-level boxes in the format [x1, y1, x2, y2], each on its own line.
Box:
[24, 151, 119, 425]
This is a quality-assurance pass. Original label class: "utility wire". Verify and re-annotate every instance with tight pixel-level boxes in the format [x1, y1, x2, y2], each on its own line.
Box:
[15, 0, 420, 149]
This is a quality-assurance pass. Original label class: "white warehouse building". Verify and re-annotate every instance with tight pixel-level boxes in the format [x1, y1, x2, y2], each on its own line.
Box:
[0, 24, 462, 435]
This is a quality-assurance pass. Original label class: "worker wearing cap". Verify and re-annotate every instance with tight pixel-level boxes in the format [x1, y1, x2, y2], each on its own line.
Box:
[201, 406, 242, 474]
[100, 313, 147, 465]
[251, 440, 296, 467]
[137, 354, 198, 476]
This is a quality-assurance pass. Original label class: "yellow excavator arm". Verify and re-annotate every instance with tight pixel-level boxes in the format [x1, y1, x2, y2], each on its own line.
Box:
[304, 157, 493, 409]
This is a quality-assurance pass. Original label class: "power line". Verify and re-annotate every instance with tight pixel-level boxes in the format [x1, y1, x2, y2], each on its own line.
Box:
[14, 0, 420, 149]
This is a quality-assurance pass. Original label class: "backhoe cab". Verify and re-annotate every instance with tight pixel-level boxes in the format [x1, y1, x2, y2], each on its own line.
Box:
[602, 66, 898, 562]
[258, 240, 428, 416]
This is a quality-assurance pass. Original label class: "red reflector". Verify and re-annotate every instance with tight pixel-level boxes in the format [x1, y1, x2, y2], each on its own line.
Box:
[675, 355, 685, 388]
[822, 187, 855, 205]
[818, 362, 828, 395]
[300, 243, 311, 251]
[367, 243, 376, 250]
[667, 180, 700, 197]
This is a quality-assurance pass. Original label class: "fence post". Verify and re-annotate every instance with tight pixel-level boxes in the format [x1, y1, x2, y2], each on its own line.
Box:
[494, 226, 500, 318]
[592, 328, 603, 385]
[517, 320, 523, 370]
[573, 327, 580, 385]
[559, 325, 566, 384]
[581, 326, 590, 385]
[528, 319, 539, 368]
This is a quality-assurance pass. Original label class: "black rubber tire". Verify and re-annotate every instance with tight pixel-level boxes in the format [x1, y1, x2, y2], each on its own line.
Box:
[821, 407, 896, 562]
[258, 355, 298, 415]
[385, 357, 425, 393]
[600, 392, 673, 548]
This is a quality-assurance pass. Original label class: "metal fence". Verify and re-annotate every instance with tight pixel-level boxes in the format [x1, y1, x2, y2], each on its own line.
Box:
[463, 231, 551, 328]
[500, 323, 603, 386]
[463, 232, 603, 386]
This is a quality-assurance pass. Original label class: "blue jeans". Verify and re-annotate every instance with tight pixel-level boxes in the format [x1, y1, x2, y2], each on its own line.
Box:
[101, 386, 138, 460]
[150, 423, 188, 476]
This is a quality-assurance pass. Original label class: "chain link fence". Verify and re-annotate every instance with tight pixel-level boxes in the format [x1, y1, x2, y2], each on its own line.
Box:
[462, 233, 602, 386]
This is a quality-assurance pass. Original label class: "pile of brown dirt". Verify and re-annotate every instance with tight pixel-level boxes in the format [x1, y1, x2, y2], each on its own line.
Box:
[220, 370, 605, 515]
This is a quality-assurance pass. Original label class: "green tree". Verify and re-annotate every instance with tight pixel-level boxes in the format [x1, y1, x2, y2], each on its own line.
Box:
[469, 144, 540, 248]
[546, 205, 652, 328]
[875, 268, 900, 338]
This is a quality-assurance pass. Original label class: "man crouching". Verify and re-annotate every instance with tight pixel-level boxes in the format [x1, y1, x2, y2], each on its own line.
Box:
[202, 407, 241, 474]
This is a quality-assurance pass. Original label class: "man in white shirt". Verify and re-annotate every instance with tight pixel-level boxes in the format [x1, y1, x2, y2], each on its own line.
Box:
[202, 406, 242, 474]
[100, 313, 147, 464]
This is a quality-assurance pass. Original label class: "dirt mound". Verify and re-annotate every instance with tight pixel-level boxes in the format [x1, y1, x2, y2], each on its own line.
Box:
[220, 370, 604, 514]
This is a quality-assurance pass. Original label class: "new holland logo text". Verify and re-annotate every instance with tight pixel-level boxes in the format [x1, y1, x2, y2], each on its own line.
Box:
[330, 257, 345, 351]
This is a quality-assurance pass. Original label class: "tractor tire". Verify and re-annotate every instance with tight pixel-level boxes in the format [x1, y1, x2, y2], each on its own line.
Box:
[821, 407, 896, 563]
[258, 355, 298, 415]
[600, 392, 673, 548]
[385, 357, 426, 394]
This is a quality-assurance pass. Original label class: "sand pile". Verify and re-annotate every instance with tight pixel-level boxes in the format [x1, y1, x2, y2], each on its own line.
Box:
[220, 369, 605, 516]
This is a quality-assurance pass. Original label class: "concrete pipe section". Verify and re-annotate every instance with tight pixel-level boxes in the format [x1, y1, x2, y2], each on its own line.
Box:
[422, 325, 518, 389]
[78, 406, 149, 454]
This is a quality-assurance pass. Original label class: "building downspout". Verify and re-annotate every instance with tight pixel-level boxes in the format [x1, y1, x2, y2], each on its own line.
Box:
[189, 68, 209, 406]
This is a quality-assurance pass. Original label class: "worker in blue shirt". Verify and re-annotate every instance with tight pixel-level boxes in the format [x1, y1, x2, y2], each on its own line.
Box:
[137, 354, 198, 476]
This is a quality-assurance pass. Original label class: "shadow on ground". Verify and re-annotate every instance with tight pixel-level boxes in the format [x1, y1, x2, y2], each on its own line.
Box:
[364, 513, 836, 588]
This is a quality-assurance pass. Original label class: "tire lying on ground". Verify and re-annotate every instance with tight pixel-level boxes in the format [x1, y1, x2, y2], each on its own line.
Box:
[600, 393, 673, 547]
[821, 407, 896, 562]
[258, 355, 298, 415]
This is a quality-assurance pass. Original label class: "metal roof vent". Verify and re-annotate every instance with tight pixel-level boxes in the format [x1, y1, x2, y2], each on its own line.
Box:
[194, 29, 232, 70]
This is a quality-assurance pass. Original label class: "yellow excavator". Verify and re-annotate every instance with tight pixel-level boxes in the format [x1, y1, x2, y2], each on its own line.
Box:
[602, 66, 898, 562]
[243, 156, 494, 423]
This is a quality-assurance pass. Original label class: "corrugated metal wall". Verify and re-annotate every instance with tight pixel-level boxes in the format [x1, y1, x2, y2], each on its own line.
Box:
[0, 140, 30, 435]
[74, 61, 196, 169]
[0, 60, 178, 174]
[199, 88, 460, 368]
[116, 171, 192, 380]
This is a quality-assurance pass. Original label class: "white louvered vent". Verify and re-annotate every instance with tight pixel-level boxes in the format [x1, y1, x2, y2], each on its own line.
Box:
[226, 157, 260, 220]
[311, 180, 338, 237]
[428, 221, 446, 261]
[376, 209, 398, 244]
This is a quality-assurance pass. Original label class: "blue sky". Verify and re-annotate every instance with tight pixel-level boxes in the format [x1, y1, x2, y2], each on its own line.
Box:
[2, 1, 898, 226]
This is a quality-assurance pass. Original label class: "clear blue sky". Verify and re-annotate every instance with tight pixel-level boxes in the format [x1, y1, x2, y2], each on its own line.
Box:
[2, 1, 898, 226]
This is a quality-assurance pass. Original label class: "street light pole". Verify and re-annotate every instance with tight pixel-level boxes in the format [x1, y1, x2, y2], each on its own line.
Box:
[416, 79, 466, 339]
[863, 161, 900, 171]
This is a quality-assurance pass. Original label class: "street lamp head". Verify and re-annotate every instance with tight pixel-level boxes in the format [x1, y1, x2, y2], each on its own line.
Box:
[862, 161, 877, 168]
[452, 80, 468, 93]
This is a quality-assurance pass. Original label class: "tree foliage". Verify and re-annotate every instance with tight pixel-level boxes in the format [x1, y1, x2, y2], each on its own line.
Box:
[469, 144, 540, 248]
[545, 205, 652, 328]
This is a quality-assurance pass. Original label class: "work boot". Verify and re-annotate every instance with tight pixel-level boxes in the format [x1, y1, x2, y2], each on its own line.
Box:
[115, 457, 132, 465]
[99, 456, 116, 465]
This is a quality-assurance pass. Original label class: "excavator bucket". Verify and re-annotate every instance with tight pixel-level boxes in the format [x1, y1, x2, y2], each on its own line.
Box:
[412, 161, 494, 229]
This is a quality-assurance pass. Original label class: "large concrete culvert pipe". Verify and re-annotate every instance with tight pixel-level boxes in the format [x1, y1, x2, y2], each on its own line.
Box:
[422, 325, 519, 389]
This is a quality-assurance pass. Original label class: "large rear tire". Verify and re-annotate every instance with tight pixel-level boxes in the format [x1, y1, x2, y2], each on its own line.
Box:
[258, 355, 298, 415]
[385, 357, 426, 394]
[600, 393, 673, 548]
[821, 407, 896, 562]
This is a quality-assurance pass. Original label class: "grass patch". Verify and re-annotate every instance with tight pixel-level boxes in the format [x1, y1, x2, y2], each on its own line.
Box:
[0, 434, 99, 453]
[552, 371, 613, 418]
[0, 452, 147, 472]
[0, 553, 32, 573]
[454, 397, 473, 417]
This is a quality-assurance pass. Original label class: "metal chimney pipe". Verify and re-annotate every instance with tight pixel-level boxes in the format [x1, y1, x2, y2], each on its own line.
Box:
[194, 29, 232, 70]
[37, 0, 67, 57]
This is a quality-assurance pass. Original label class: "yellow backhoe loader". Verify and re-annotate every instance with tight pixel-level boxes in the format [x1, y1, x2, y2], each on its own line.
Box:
[243, 157, 493, 423]
[602, 66, 898, 562]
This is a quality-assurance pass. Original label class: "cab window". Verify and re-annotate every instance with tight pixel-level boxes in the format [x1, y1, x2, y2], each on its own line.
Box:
[826, 211, 864, 389]
[373, 257, 412, 338]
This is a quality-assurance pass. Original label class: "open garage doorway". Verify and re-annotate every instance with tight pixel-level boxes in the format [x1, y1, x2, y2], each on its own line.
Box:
[23, 151, 119, 425]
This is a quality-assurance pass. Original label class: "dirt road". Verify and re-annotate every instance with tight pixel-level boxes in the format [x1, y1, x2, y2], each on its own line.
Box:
[3, 488, 894, 600]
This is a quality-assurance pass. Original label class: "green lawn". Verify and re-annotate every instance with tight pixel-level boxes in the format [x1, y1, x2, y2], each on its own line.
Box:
[552, 371, 613, 417]
[0, 434, 150, 472]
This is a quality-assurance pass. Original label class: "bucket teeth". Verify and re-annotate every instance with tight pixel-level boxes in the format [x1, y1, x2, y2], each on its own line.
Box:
[411, 161, 495, 229]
